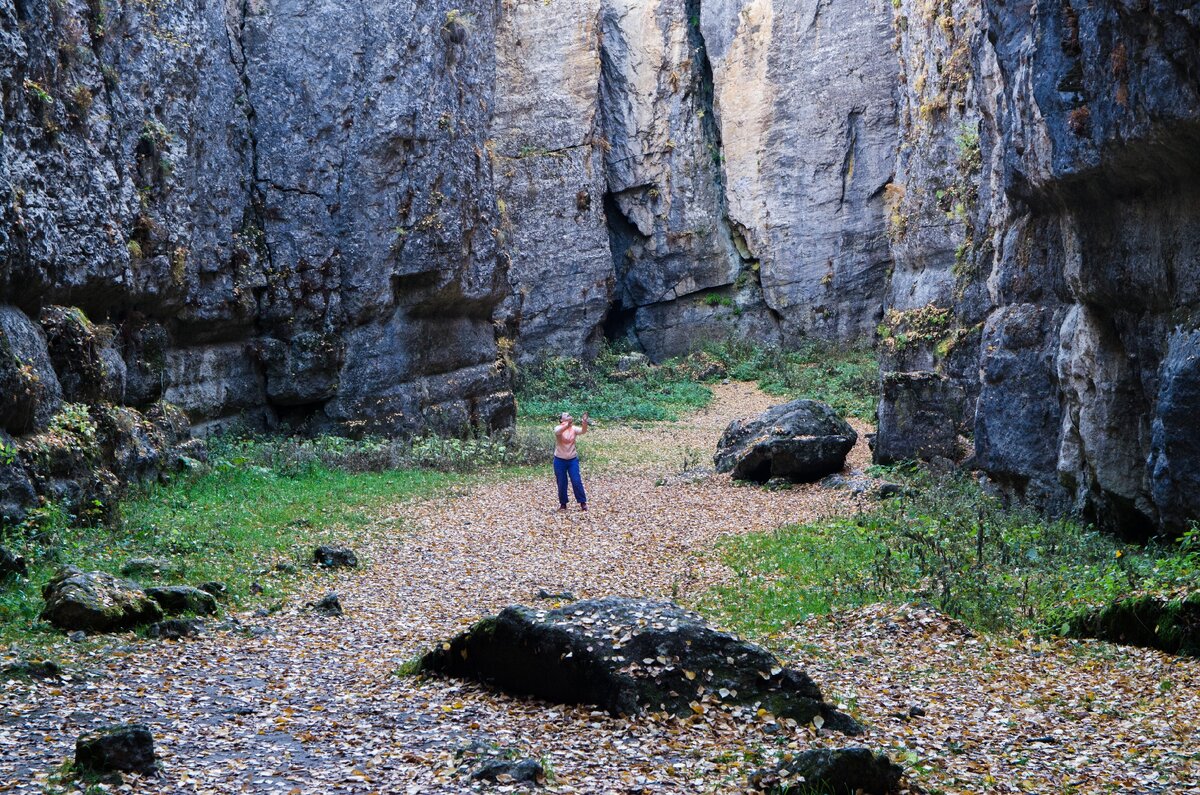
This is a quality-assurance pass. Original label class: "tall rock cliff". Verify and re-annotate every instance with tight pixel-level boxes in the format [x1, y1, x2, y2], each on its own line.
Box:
[878, 0, 1200, 539]
[3, 0, 1198, 537]
[1, 0, 513, 521]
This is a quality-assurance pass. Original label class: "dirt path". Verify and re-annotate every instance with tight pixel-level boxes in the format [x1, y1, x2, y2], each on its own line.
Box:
[3, 384, 1198, 793]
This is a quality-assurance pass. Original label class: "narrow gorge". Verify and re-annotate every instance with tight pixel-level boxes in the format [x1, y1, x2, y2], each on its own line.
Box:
[2, 0, 1198, 539]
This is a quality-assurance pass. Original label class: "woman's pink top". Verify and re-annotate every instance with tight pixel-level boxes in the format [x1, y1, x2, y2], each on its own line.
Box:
[555, 425, 580, 459]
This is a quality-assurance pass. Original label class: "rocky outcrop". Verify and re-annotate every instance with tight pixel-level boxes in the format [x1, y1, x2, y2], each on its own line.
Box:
[875, 0, 1200, 538]
[715, 400, 857, 483]
[421, 597, 861, 731]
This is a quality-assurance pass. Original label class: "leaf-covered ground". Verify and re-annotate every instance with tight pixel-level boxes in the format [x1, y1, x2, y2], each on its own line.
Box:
[2, 384, 1197, 793]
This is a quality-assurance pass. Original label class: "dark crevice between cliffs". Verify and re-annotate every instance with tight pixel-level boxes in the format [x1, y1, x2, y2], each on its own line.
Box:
[600, 191, 646, 346]
[685, 0, 760, 283]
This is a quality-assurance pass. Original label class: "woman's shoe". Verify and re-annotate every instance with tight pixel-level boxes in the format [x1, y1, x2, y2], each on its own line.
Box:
[559, 505, 568, 512]
[580, 503, 588, 512]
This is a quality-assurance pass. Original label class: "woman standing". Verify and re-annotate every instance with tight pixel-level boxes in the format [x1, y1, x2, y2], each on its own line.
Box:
[553, 411, 589, 511]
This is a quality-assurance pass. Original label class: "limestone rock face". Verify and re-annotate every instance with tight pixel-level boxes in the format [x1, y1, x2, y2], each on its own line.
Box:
[874, 0, 1200, 538]
[3, 0, 1200, 537]
[492, 0, 613, 362]
[702, 0, 898, 342]
[1, 0, 514, 450]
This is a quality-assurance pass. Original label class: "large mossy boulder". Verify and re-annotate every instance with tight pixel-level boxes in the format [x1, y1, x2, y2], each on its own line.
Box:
[715, 399, 857, 483]
[41, 567, 163, 632]
[421, 597, 860, 732]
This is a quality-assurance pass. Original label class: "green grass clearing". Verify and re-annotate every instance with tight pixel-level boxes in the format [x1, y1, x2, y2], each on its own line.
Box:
[0, 432, 546, 649]
[694, 472, 1200, 639]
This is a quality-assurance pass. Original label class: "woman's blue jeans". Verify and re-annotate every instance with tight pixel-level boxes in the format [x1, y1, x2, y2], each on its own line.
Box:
[553, 456, 587, 507]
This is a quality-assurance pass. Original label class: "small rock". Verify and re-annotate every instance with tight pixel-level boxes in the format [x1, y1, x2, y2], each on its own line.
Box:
[249, 581, 264, 595]
[273, 562, 298, 574]
[67, 630, 87, 643]
[119, 558, 172, 580]
[748, 747, 904, 794]
[1, 546, 28, 579]
[75, 724, 157, 775]
[198, 581, 227, 597]
[472, 758, 545, 785]
[146, 619, 206, 640]
[145, 585, 218, 616]
[2, 658, 62, 680]
[311, 593, 343, 617]
[41, 568, 163, 633]
[313, 546, 358, 569]
[614, 351, 649, 373]
[876, 483, 906, 500]
[536, 589, 576, 601]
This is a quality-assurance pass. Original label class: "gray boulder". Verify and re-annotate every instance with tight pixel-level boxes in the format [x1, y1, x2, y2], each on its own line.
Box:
[41, 568, 163, 633]
[749, 747, 904, 794]
[421, 597, 859, 732]
[715, 400, 858, 483]
[75, 724, 157, 775]
[314, 546, 358, 569]
[310, 593, 343, 617]
[145, 586, 218, 616]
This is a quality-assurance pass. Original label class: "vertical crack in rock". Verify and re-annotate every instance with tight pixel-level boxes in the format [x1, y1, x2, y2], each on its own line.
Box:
[227, 0, 274, 288]
[839, 109, 862, 210]
[686, 0, 757, 273]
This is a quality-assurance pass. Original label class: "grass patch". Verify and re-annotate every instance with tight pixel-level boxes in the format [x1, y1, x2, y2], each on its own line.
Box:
[700, 338, 878, 420]
[516, 347, 712, 423]
[0, 430, 547, 648]
[516, 339, 878, 424]
[695, 472, 1200, 638]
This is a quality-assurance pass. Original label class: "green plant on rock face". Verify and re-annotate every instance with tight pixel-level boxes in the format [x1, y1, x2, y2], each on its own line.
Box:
[878, 303, 951, 352]
[22, 79, 53, 105]
[702, 293, 734, 308]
